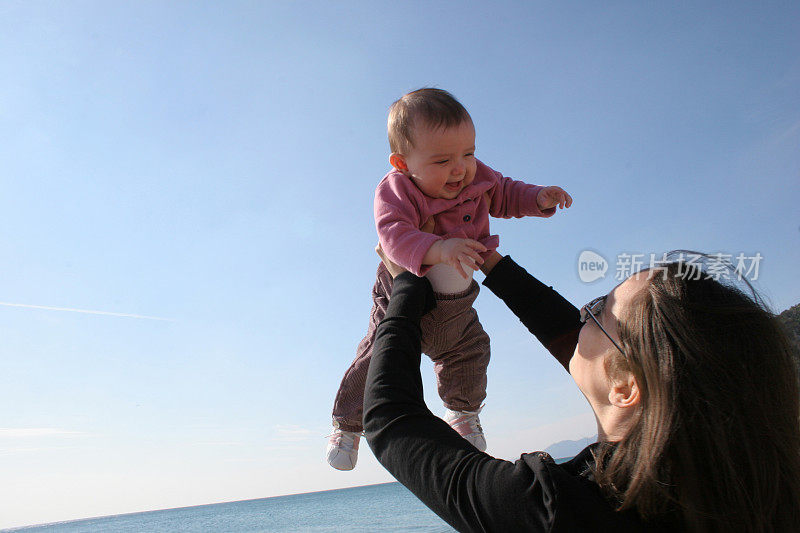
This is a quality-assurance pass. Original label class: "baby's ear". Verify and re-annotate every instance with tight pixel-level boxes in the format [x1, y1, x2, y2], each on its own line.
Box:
[389, 153, 408, 173]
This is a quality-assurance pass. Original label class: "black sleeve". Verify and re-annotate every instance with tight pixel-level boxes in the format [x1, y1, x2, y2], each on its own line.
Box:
[482, 255, 582, 371]
[363, 272, 556, 533]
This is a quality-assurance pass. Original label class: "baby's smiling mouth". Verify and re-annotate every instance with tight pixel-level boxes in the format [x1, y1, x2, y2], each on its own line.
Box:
[444, 180, 463, 191]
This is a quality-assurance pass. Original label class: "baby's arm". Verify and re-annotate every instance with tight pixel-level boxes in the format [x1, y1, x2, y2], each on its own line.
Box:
[482, 163, 572, 218]
[376, 178, 484, 277]
[422, 238, 486, 279]
[375, 178, 486, 279]
[375, 179, 439, 275]
[377, 237, 487, 280]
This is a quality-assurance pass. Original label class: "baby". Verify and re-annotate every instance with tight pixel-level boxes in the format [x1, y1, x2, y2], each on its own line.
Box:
[326, 88, 571, 470]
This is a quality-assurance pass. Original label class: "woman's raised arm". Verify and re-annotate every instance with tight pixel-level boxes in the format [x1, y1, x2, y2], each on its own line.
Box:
[481, 254, 581, 371]
[363, 272, 557, 532]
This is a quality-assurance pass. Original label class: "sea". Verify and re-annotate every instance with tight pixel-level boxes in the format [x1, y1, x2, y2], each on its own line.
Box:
[3, 482, 456, 533]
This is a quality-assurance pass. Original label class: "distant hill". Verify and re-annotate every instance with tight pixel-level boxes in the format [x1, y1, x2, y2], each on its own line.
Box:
[544, 435, 597, 459]
[777, 303, 800, 357]
[778, 304, 800, 385]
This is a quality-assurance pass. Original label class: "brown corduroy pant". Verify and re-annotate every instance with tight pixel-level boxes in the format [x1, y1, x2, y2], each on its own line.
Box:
[332, 263, 491, 432]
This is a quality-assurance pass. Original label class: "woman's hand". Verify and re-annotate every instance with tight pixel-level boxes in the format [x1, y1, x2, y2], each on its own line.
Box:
[480, 250, 503, 275]
[375, 244, 407, 278]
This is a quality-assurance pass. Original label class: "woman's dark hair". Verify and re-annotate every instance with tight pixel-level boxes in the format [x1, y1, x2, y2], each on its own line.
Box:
[595, 251, 800, 532]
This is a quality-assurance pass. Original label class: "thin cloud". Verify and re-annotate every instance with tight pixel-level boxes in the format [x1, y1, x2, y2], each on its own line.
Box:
[776, 118, 800, 142]
[274, 424, 315, 442]
[0, 301, 174, 322]
[188, 441, 244, 447]
[0, 428, 82, 438]
[0, 446, 55, 457]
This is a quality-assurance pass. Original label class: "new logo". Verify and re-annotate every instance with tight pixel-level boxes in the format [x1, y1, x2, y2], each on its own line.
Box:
[577, 250, 608, 283]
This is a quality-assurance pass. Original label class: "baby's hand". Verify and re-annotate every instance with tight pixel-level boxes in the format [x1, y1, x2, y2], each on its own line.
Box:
[438, 238, 487, 279]
[537, 186, 573, 211]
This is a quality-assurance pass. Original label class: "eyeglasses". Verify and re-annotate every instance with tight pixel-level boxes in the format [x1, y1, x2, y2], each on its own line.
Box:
[579, 295, 627, 358]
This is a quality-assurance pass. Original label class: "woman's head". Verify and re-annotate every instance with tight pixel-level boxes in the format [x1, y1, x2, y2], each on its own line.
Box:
[570, 272, 649, 441]
[586, 253, 800, 531]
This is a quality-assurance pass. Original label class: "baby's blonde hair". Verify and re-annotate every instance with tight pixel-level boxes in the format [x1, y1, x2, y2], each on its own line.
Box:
[387, 88, 472, 154]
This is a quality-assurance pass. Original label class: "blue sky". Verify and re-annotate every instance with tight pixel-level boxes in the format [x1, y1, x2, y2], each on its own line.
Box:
[1, 1, 798, 528]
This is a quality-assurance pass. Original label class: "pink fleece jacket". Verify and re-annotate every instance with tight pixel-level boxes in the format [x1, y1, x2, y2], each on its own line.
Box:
[375, 160, 555, 276]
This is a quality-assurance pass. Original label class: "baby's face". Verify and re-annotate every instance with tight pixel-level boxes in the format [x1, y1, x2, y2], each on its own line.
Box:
[399, 120, 477, 200]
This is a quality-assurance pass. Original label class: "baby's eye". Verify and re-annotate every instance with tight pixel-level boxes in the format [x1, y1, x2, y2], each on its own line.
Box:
[465, 152, 474, 157]
[435, 159, 449, 165]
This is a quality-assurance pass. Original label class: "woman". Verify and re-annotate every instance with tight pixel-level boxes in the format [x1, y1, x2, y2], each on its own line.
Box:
[363, 250, 800, 532]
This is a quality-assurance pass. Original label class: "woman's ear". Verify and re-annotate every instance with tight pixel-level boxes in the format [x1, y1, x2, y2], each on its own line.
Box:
[389, 153, 408, 173]
[608, 373, 640, 409]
